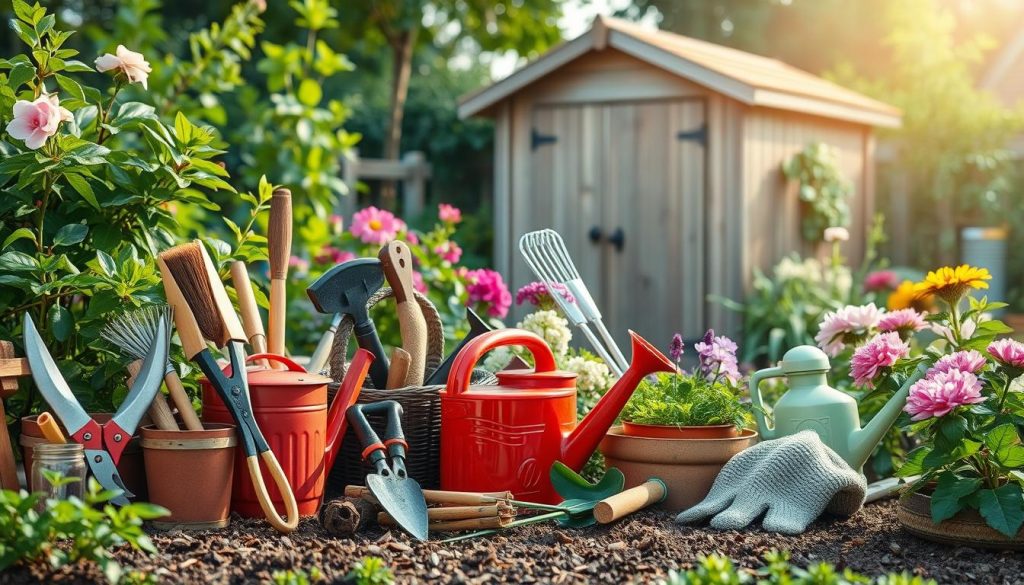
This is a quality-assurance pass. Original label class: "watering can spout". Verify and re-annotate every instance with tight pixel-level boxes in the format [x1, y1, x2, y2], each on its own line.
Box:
[847, 361, 930, 470]
[561, 330, 675, 470]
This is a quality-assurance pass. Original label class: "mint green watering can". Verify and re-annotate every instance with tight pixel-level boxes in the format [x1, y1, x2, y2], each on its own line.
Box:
[749, 346, 929, 470]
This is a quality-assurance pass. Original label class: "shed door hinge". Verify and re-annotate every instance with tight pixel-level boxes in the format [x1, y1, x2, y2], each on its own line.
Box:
[531, 128, 558, 151]
[676, 124, 708, 147]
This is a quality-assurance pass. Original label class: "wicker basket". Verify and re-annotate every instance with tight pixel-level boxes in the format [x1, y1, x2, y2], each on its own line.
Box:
[325, 287, 446, 493]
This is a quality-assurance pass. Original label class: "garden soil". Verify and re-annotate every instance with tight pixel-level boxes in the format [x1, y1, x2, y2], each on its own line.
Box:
[3, 499, 1022, 584]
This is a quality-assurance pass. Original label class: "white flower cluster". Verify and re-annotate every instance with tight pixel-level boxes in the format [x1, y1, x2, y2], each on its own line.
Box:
[563, 355, 615, 396]
[773, 256, 851, 297]
[518, 309, 572, 358]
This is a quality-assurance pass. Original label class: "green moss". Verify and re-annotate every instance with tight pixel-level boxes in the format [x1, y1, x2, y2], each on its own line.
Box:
[622, 372, 752, 429]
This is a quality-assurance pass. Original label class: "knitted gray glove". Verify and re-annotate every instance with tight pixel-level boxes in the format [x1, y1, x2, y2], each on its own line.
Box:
[675, 430, 866, 535]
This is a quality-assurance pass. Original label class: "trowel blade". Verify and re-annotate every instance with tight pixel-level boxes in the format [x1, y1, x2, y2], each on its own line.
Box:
[367, 473, 428, 540]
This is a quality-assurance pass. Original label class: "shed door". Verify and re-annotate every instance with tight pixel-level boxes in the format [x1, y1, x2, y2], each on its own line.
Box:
[526, 99, 707, 350]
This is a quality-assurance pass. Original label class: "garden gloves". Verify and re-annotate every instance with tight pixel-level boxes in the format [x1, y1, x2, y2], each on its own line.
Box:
[675, 430, 866, 535]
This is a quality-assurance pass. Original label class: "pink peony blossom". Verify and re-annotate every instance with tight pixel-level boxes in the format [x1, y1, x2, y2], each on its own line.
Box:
[877, 309, 927, 335]
[6, 95, 71, 150]
[864, 270, 900, 292]
[438, 203, 462, 224]
[350, 206, 402, 245]
[95, 45, 152, 89]
[851, 332, 909, 388]
[314, 245, 355, 266]
[434, 241, 462, 264]
[465, 268, 511, 318]
[904, 369, 985, 421]
[815, 303, 884, 356]
[988, 338, 1024, 370]
[411, 271, 427, 294]
[930, 350, 987, 377]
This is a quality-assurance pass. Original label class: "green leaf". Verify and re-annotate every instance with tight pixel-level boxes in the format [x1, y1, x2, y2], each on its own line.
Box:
[897, 446, 931, 477]
[2, 227, 35, 249]
[986, 423, 1024, 468]
[64, 173, 99, 209]
[7, 63, 34, 89]
[95, 250, 116, 276]
[61, 59, 92, 73]
[930, 472, 981, 524]
[174, 111, 193, 144]
[0, 250, 38, 272]
[54, 73, 85, 101]
[297, 78, 322, 107]
[52, 223, 87, 247]
[978, 484, 1024, 538]
[47, 303, 73, 342]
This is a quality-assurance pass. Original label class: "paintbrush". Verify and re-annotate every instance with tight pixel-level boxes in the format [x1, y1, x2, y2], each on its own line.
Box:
[268, 188, 292, 364]
[158, 241, 299, 533]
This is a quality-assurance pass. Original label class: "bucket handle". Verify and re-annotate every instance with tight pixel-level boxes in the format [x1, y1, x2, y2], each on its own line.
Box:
[221, 353, 307, 376]
[445, 329, 557, 397]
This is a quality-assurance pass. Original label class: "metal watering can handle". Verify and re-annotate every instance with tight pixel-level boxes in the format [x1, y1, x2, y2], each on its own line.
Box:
[445, 329, 558, 397]
[220, 353, 308, 375]
[749, 366, 784, 436]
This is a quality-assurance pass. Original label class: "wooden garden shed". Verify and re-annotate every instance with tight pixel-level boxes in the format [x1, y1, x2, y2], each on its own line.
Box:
[459, 16, 900, 346]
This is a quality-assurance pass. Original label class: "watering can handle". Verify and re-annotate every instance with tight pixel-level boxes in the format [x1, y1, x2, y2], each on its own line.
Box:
[219, 353, 308, 376]
[445, 329, 558, 397]
[749, 366, 784, 438]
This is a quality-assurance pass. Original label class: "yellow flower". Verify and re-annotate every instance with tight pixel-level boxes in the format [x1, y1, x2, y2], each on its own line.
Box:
[913, 265, 991, 304]
[888, 281, 916, 310]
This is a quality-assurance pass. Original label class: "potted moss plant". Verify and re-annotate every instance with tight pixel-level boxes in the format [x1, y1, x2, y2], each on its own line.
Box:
[601, 331, 758, 510]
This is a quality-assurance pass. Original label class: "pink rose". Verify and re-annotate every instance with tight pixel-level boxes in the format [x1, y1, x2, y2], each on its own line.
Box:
[95, 45, 152, 89]
[438, 203, 462, 224]
[6, 95, 70, 150]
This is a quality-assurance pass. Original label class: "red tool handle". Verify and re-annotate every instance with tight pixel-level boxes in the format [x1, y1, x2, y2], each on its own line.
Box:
[445, 329, 557, 397]
[324, 349, 373, 476]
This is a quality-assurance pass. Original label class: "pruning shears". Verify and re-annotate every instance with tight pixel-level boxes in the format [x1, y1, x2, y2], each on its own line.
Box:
[23, 313, 168, 505]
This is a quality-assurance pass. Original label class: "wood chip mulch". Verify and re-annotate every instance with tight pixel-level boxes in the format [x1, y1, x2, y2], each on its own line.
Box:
[2, 499, 1022, 584]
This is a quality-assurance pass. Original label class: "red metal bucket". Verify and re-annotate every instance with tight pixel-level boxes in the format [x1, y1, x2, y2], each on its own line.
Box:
[202, 354, 330, 517]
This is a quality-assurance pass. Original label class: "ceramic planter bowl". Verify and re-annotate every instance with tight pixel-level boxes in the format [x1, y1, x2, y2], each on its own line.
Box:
[600, 425, 758, 511]
[20, 413, 148, 498]
[141, 423, 237, 531]
[898, 491, 1024, 550]
[621, 422, 738, 439]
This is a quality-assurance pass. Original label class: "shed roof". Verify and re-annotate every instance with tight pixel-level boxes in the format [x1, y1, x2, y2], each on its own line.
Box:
[459, 16, 901, 128]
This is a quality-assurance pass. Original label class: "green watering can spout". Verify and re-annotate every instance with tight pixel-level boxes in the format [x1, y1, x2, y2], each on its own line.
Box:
[846, 361, 930, 470]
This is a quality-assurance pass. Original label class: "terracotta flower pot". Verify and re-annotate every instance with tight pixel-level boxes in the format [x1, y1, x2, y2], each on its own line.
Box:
[20, 413, 148, 499]
[600, 426, 758, 511]
[141, 424, 237, 531]
[898, 491, 1024, 550]
[621, 421, 739, 439]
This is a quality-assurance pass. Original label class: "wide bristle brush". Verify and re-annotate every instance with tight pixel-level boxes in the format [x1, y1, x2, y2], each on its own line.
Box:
[158, 241, 299, 533]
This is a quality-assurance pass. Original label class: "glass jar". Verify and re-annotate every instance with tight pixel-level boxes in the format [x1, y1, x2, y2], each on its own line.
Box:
[31, 442, 87, 502]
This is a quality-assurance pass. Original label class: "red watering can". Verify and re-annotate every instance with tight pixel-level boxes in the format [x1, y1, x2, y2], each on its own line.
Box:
[440, 328, 674, 503]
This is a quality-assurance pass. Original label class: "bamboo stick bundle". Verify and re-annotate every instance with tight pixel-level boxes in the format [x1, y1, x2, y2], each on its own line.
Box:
[344, 485, 513, 506]
[378, 514, 513, 532]
[377, 503, 516, 525]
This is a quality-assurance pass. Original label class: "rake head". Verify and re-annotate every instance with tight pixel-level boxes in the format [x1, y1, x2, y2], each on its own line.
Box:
[101, 305, 174, 373]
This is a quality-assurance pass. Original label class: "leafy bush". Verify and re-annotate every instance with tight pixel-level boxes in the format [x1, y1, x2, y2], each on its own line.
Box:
[0, 473, 168, 583]
[624, 373, 751, 429]
[782, 142, 852, 242]
[660, 550, 935, 585]
[272, 567, 323, 585]
[346, 556, 394, 585]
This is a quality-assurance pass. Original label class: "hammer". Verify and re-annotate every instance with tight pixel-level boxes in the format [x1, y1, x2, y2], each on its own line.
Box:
[306, 258, 389, 387]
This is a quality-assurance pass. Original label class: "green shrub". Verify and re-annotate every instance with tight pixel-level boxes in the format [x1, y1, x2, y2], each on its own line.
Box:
[622, 372, 751, 429]
[347, 556, 394, 585]
[659, 551, 936, 585]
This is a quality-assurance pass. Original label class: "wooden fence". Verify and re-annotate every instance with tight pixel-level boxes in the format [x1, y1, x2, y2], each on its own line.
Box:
[340, 149, 432, 217]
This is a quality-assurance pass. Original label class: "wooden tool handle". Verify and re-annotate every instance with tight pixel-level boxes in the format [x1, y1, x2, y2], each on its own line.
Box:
[37, 412, 67, 444]
[247, 450, 299, 533]
[594, 479, 666, 524]
[129, 359, 178, 431]
[378, 241, 415, 303]
[386, 347, 411, 389]
[164, 371, 203, 431]
[344, 485, 512, 505]
[0, 341, 21, 490]
[395, 302, 426, 385]
[268, 279, 286, 360]
[230, 261, 267, 354]
[268, 188, 292, 280]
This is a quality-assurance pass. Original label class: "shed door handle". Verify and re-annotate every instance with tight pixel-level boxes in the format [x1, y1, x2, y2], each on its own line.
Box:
[608, 228, 625, 252]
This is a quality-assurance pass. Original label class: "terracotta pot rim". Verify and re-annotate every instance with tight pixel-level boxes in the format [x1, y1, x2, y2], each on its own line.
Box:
[607, 425, 757, 442]
[898, 490, 1024, 549]
[140, 423, 237, 434]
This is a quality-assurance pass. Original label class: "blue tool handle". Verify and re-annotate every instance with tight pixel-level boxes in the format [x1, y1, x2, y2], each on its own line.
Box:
[354, 319, 389, 388]
[194, 342, 270, 457]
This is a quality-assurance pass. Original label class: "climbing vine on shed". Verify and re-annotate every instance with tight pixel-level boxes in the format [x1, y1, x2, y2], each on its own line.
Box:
[782, 142, 852, 242]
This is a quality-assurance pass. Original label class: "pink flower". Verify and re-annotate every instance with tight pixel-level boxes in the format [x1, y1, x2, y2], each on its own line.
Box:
[465, 268, 511, 318]
[95, 45, 152, 89]
[877, 309, 927, 336]
[988, 338, 1024, 370]
[329, 214, 344, 236]
[6, 95, 70, 150]
[930, 350, 987, 377]
[850, 332, 909, 388]
[864, 270, 900, 292]
[815, 303, 884, 356]
[823, 226, 849, 243]
[350, 206, 402, 245]
[438, 203, 462, 224]
[314, 245, 355, 266]
[904, 369, 985, 421]
[411, 271, 427, 294]
[405, 231, 419, 246]
[434, 241, 462, 264]
[288, 255, 309, 276]
[515, 281, 575, 309]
